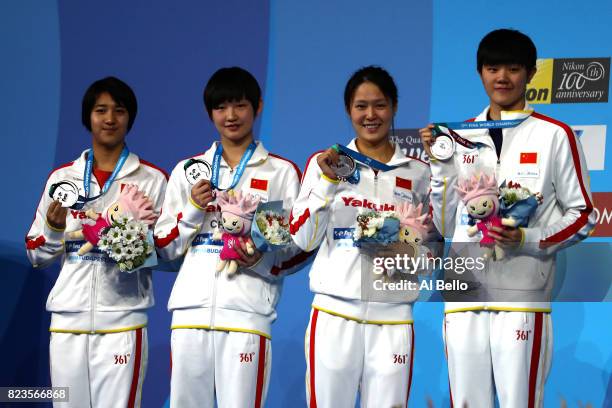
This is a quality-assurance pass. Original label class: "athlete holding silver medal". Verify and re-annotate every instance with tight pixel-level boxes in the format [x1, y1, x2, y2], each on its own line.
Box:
[26, 77, 167, 408]
[328, 146, 357, 181]
[420, 29, 595, 407]
[292, 66, 441, 407]
[154, 67, 312, 408]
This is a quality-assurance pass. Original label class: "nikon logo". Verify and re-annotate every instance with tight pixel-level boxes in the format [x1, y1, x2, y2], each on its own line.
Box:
[527, 57, 610, 104]
[526, 87, 549, 103]
[527, 59, 554, 104]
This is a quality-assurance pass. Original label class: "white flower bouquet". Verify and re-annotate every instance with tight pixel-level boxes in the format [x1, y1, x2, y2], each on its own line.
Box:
[353, 210, 399, 244]
[499, 180, 543, 227]
[251, 201, 292, 252]
[98, 215, 154, 272]
[256, 212, 290, 244]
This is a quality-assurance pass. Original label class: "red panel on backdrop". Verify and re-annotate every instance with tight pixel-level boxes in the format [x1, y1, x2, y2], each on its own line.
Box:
[591, 192, 612, 237]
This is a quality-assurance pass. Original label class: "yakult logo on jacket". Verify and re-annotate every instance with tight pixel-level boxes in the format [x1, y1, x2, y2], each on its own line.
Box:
[71, 210, 87, 219]
[205, 204, 221, 213]
[341, 196, 395, 211]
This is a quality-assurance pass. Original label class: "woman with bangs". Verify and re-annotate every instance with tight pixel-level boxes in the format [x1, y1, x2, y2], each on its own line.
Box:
[291, 66, 438, 407]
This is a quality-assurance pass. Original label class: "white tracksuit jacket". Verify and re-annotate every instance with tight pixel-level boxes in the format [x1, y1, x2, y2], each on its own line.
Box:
[429, 104, 596, 313]
[154, 141, 312, 339]
[26, 150, 168, 333]
[290, 140, 434, 324]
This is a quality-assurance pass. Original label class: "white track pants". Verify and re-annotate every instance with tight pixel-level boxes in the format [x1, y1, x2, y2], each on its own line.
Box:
[50, 328, 147, 408]
[444, 311, 552, 408]
[170, 329, 271, 408]
[305, 309, 415, 408]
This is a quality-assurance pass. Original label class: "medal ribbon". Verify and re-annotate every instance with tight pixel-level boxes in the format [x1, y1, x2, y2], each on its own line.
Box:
[210, 142, 257, 191]
[69, 145, 130, 209]
[332, 144, 397, 184]
[433, 117, 528, 149]
[84, 145, 129, 197]
[333, 144, 396, 171]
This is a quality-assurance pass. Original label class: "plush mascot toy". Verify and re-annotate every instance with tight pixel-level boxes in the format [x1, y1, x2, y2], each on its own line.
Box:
[456, 174, 516, 260]
[213, 190, 261, 276]
[69, 184, 157, 255]
[396, 202, 432, 256]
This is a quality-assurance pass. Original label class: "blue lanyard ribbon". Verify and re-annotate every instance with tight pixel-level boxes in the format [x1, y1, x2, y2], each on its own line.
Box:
[84, 145, 129, 197]
[439, 118, 527, 131]
[71, 146, 129, 209]
[333, 144, 396, 171]
[332, 144, 396, 184]
[210, 142, 257, 191]
[433, 118, 528, 150]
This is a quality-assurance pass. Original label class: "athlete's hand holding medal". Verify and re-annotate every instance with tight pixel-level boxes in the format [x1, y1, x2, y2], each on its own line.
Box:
[316, 146, 342, 181]
[46, 200, 69, 231]
[421, 118, 528, 162]
[185, 143, 263, 270]
[419, 124, 456, 162]
[420, 119, 529, 250]
[190, 179, 215, 209]
[183, 158, 215, 209]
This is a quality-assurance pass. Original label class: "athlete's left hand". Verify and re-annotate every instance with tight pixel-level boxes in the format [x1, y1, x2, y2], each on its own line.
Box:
[488, 226, 522, 248]
[234, 237, 263, 268]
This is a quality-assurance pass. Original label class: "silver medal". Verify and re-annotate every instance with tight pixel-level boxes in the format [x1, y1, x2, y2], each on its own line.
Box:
[430, 134, 455, 161]
[184, 159, 212, 185]
[49, 180, 80, 208]
[330, 152, 356, 180]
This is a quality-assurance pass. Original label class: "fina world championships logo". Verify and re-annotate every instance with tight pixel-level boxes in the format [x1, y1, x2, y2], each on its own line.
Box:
[527, 57, 610, 104]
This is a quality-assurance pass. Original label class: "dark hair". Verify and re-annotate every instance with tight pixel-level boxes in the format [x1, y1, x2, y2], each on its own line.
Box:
[203, 67, 261, 118]
[81, 76, 138, 132]
[477, 29, 537, 73]
[344, 66, 398, 112]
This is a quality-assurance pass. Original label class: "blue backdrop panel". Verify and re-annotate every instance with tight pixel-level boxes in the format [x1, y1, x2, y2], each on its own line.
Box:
[260, 0, 433, 167]
[0, 0, 62, 392]
[55, 0, 270, 171]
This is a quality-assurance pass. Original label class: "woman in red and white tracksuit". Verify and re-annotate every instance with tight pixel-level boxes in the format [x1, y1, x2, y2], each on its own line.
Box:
[154, 67, 312, 408]
[26, 77, 167, 408]
[421, 28, 595, 408]
[291, 66, 437, 408]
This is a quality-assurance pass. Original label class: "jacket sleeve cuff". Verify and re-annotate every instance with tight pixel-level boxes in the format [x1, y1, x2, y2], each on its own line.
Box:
[182, 197, 207, 225]
[313, 174, 340, 198]
[518, 227, 542, 255]
[247, 252, 276, 278]
[44, 220, 66, 242]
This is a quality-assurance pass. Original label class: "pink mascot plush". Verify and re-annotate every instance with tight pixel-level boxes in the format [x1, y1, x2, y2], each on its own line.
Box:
[456, 174, 515, 260]
[69, 184, 157, 255]
[396, 202, 433, 256]
[213, 190, 261, 276]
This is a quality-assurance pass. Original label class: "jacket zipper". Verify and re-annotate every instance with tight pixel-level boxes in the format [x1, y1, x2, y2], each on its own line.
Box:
[373, 169, 378, 197]
[211, 167, 231, 329]
[364, 169, 379, 322]
[91, 264, 98, 333]
[90, 182, 103, 334]
[210, 269, 219, 329]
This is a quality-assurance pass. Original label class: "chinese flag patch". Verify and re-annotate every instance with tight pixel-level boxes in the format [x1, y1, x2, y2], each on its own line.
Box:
[520, 152, 538, 164]
[396, 177, 412, 190]
[250, 178, 268, 191]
